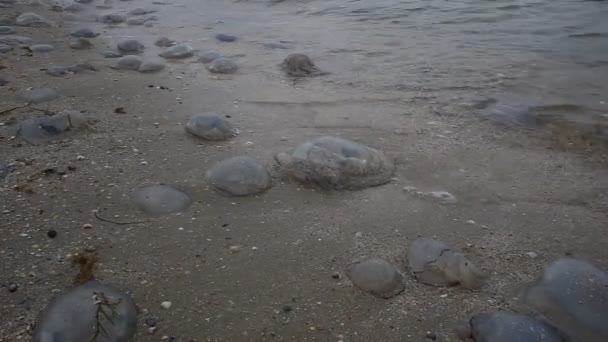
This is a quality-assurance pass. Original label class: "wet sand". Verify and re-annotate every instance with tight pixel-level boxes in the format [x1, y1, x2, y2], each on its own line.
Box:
[1, 0, 608, 341]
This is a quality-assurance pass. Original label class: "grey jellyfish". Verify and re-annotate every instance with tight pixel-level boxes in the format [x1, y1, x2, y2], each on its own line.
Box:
[32, 250, 137, 342]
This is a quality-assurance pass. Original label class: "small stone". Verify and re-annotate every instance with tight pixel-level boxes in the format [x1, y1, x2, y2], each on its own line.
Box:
[17, 87, 58, 104]
[145, 318, 157, 327]
[159, 44, 193, 59]
[207, 57, 238, 74]
[8, 283, 18, 292]
[70, 27, 98, 38]
[69, 38, 93, 50]
[160, 301, 172, 309]
[425, 331, 437, 340]
[148, 327, 157, 335]
[281, 305, 292, 313]
[215, 33, 237, 42]
[114, 55, 143, 70]
[47, 229, 57, 238]
[526, 252, 538, 259]
[29, 44, 55, 53]
[197, 51, 221, 64]
[228, 245, 241, 253]
[98, 13, 125, 24]
[138, 59, 166, 73]
[83, 223, 93, 229]
[154, 36, 175, 47]
[117, 39, 144, 54]
[331, 272, 340, 279]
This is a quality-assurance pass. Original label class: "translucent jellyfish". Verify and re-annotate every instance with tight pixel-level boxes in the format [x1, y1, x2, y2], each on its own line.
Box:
[408, 238, 487, 289]
[206, 57, 238, 74]
[16, 87, 58, 104]
[131, 183, 192, 216]
[275, 136, 394, 190]
[198, 51, 221, 64]
[32, 280, 137, 342]
[467, 311, 563, 342]
[114, 55, 143, 71]
[523, 258, 608, 342]
[138, 59, 166, 73]
[280, 53, 323, 77]
[159, 44, 194, 59]
[185, 113, 238, 141]
[117, 39, 144, 54]
[18, 111, 87, 145]
[206, 156, 271, 196]
[345, 257, 405, 298]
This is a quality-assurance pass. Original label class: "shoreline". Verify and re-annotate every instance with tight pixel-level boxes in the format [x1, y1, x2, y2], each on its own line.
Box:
[1, 0, 607, 341]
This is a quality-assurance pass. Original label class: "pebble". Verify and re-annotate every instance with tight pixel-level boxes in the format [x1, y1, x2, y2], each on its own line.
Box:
[138, 59, 166, 73]
[159, 43, 194, 59]
[16, 12, 50, 27]
[83, 223, 93, 229]
[425, 331, 437, 340]
[8, 283, 18, 292]
[526, 251, 538, 259]
[145, 318, 157, 327]
[47, 229, 57, 238]
[197, 51, 221, 64]
[206, 57, 238, 74]
[69, 38, 93, 50]
[70, 27, 98, 38]
[0, 26, 15, 35]
[29, 44, 55, 53]
[331, 272, 341, 279]
[117, 39, 144, 54]
[215, 33, 237, 42]
[114, 55, 143, 70]
[17, 87, 58, 104]
[282, 305, 293, 313]
[148, 327, 157, 335]
[161, 301, 172, 309]
[206, 156, 272, 196]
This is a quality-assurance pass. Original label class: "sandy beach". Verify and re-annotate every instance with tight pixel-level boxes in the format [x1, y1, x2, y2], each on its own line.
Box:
[1, 0, 607, 341]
